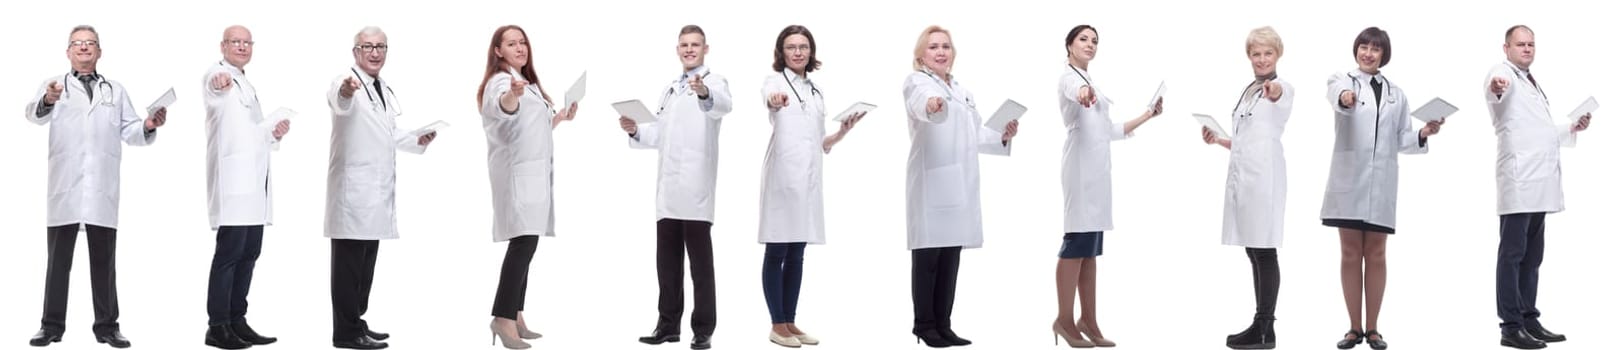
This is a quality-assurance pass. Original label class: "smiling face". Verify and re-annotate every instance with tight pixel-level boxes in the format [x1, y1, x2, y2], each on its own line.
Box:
[353, 32, 388, 77]
[677, 32, 707, 70]
[66, 29, 101, 71]
[1503, 27, 1535, 69]
[1067, 28, 1098, 66]
[220, 26, 254, 68]
[1355, 43, 1383, 74]
[1248, 44, 1278, 77]
[921, 32, 955, 75]
[782, 33, 811, 74]
[495, 28, 529, 71]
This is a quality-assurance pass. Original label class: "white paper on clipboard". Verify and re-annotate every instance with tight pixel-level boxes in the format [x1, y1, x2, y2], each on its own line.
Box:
[147, 87, 176, 115]
[612, 99, 656, 123]
[1192, 113, 1230, 139]
[397, 120, 448, 145]
[833, 102, 876, 122]
[561, 71, 587, 110]
[1410, 97, 1458, 123]
[982, 99, 1026, 131]
[1567, 96, 1598, 122]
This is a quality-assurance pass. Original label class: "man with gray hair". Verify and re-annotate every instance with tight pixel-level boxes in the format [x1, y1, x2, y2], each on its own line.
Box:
[25, 24, 166, 349]
[323, 26, 435, 350]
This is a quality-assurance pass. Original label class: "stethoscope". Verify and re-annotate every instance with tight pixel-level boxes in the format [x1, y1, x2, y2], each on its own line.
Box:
[1067, 64, 1110, 107]
[1347, 72, 1396, 107]
[919, 68, 972, 108]
[351, 68, 398, 113]
[1230, 74, 1277, 119]
[1502, 61, 1548, 102]
[658, 70, 711, 113]
[61, 73, 115, 108]
[781, 69, 820, 111]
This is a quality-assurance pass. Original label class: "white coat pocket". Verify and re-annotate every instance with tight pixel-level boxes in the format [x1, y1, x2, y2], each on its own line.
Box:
[1512, 151, 1558, 183]
[341, 167, 385, 208]
[925, 165, 967, 209]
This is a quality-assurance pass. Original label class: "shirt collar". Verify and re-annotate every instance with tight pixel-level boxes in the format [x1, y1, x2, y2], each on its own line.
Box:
[352, 65, 381, 86]
[220, 60, 245, 76]
[680, 65, 709, 82]
[70, 70, 101, 81]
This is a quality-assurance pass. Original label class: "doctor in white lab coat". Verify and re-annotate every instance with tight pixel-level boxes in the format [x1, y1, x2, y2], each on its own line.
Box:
[479, 24, 577, 350]
[901, 25, 1017, 348]
[755, 24, 863, 348]
[23, 25, 164, 349]
[1200, 26, 1291, 350]
[1320, 27, 1443, 350]
[1485, 25, 1591, 350]
[324, 26, 437, 350]
[1050, 24, 1161, 349]
[201, 25, 286, 349]
[619, 25, 732, 350]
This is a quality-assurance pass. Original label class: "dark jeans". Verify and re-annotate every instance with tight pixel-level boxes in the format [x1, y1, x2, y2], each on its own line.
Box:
[1245, 247, 1280, 319]
[762, 242, 807, 324]
[207, 225, 264, 326]
[492, 236, 538, 319]
[910, 246, 962, 332]
[331, 239, 380, 341]
[40, 224, 120, 335]
[1497, 212, 1547, 330]
[654, 219, 716, 336]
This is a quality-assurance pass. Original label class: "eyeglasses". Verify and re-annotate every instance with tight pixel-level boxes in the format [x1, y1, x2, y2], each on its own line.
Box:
[783, 44, 810, 53]
[70, 40, 99, 48]
[224, 39, 255, 47]
[355, 44, 389, 53]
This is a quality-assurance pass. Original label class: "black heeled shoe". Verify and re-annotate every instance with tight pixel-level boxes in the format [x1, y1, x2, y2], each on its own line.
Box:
[938, 328, 971, 346]
[912, 329, 952, 348]
[1335, 329, 1364, 349]
[1365, 330, 1387, 350]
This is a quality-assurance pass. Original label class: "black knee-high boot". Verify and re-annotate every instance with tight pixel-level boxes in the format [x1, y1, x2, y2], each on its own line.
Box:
[1228, 248, 1279, 349]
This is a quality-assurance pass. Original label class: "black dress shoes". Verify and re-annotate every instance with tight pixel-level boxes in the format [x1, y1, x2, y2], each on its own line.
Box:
[1335, 329, 1364, 350]
[1501, 328, 1548, 349]
[204, 325, 251, 350]
[1365, 330, 1388, 350]
[639, 329, 679, 345]
[231, 322, 277, 345]
[29, 329, 62, 347]
[1525, 323, 1566, 343]
[363, 327, 390, 341]
[334, 335, 389, 349]
[94, 330, 131, 348]
[690, 334, 711, 350]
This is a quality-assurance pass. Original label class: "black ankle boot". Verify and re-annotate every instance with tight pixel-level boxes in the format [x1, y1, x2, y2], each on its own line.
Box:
[1226, 317, 1275, 349]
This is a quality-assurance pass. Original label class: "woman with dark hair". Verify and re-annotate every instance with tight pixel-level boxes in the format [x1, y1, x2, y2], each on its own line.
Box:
[1321, 26, 1442, 350]
[756, 24, 865, 348]
[477, 24, 578, 350]
[1051, 24, 1161, 348]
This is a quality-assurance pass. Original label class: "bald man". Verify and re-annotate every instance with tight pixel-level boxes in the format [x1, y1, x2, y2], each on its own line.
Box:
[201, 25, 288, 350]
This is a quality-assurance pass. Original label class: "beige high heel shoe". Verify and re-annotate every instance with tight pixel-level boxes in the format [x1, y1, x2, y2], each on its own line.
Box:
[1053, 320, 1095, 348]
[1076, 320, 1115, 347]
[490, 318, 532, 349]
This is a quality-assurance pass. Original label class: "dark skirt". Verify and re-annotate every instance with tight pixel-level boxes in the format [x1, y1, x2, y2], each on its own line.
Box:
[1058, 232, 1103, 258]
[1322, 219, 1395, 234]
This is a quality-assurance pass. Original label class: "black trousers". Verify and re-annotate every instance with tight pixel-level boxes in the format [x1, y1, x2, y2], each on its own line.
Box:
[654, 218, 716, 336]
[208, 225, 264, 326]
[911, 246, 962, 333]
[1497, 212, 1547, 330]
[331, 239, 381, 341]
[40, 224, 120, 335]
[1245, 247, 1280, 320]
[492, 236, 538, 319]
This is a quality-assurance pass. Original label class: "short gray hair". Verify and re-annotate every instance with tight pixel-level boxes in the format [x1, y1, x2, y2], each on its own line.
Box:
[354, 26, 386, 45]
[70, 25, 98, 39]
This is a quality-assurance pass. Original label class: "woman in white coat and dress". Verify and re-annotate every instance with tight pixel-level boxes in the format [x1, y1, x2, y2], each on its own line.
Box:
[902, 25, 1018, 348]
[1321, 27, 1442, 350]
[1199, 26, 1293, 350]
[477, 24, 577, 350]
[1051, 24, 1162, 349]
[756, 24, 864, 348]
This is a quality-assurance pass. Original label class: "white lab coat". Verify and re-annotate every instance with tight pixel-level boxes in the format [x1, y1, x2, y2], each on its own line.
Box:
[1483, 61, 1565, 215]
[903, 69, 1011, 250]
[1221, 79, 1293, 248]
[1057, 66, 1130, 234]
[1320, 71, 1428, 230]
[324, 67, 426, 241]
[203, 62, 280, 230]
[758, 70, 827, 244]
[481, 68, 559, 242]
[627, 65, 733, 223]
[23, 73, 157, 230]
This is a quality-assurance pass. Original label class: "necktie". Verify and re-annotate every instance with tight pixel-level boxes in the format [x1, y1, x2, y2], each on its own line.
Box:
[1370, 77, 1383, 105]
[372, 79, 386, 109]
[79, 74, 96, 101]
[1525, 71, 1546, 99]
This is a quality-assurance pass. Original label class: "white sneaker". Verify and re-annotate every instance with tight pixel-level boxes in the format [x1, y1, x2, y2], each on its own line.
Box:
[769, 331, 802, 348]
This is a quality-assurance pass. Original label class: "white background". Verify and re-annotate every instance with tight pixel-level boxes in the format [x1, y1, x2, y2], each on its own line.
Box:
[0, 0, 1616, 349]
